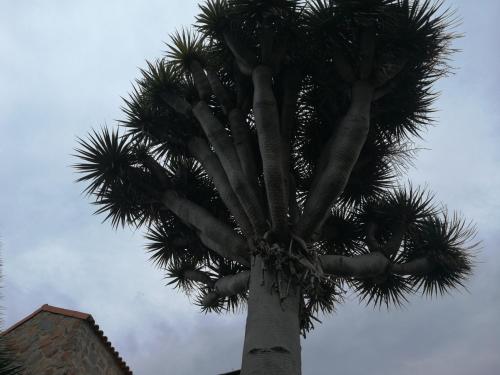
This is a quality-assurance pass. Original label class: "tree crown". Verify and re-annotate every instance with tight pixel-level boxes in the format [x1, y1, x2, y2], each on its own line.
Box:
[75, 0, 475, 333]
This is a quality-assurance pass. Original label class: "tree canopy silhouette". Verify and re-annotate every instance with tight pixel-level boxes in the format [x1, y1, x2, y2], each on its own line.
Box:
[75, 1, 476, 373]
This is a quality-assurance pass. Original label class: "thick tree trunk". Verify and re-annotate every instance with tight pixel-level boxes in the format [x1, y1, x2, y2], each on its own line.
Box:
[241, 256, 302, 375]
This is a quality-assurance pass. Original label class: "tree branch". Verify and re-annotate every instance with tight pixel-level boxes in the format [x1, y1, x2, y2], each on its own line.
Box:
[186, 270, 250, 297]
[366, 221, 407, 257]
[253, 65, 288, 237]
[372, 80, 398, 101]
[372, 58, 407, 87]
[205, 69, 259, 186]
[366, 222, 384, 252]
[280, 68, 301, 217]
[359, 26, 377, 80]
[206, 68, 235, 113]
[233, 64, 253, 112]
[390, 258, 435, 276]
[192, 101, 267, 235]
[161, 189, 250, 266]
[332, 44, 356, 83]
[140, 154, 170, 188]
[227, 108, 260, 187]
[214, 271, 250, 297]
[188, 136, 254, 237]
[224, 32, 257, 76]
[384, 222, 406, 257]
[184, 269, 215, 288]
[320, 252, 389, 278]
[189, 60, 212, 101]
[320, 254, 435, 278]
[295, 80, 374, 239]
[160, 91, 192, 117]
[289, 173, 300, 225]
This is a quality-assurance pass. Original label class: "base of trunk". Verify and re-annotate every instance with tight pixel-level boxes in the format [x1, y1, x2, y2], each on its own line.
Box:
[241, 256, 302, 375]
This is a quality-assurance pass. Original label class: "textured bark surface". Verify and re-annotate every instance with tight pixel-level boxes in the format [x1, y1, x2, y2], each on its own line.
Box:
[161, 190, 250, 266]
[241, 256, 301, 375]
[193, 101, 266, 234]
[188, 137, 254, 237]
[296, 81, 374, 238]
[252, 65, 288, 235]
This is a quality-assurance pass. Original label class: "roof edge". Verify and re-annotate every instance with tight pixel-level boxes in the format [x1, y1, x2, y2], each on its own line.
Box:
[2, 304, 90, 334]
[2, 304, 132, 374]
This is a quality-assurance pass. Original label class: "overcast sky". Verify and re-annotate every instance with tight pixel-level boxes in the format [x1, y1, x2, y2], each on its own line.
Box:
[1, 1, 499, 374]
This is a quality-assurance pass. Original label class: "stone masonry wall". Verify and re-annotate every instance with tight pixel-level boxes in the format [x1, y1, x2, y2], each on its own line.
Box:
[4, 311, 127, 375]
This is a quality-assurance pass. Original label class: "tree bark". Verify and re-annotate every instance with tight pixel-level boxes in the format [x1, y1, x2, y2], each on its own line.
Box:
[295, 80, 374, 239]
[228, 108, 259, 186]
[187, 136, 254, 237]
[189, 60, 211, 101]
[252, 65, 288, 236]
[241, 256, 302, 375]
[192, 101, 267, 235]
[280, 68, 301, 218]
[224, 32, 256, 76]
[215, 271, 250, 297]
[320, 254, 435, 278]
[161, 190, 250, 266]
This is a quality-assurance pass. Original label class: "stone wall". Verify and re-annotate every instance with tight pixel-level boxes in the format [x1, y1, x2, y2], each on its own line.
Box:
[4, 311, 127, 375]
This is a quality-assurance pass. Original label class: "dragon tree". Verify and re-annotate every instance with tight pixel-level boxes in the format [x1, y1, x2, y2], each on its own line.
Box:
[75, 1, 476, 374]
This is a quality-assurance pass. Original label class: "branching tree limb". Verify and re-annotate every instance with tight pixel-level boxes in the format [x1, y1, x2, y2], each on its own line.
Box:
[75, 2, 475, 373]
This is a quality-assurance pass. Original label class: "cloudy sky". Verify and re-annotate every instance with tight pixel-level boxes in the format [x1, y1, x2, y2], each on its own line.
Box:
[1, 1, 499, 374]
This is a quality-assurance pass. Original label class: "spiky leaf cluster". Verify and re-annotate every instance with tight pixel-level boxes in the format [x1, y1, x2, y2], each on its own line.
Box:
[404, 214, 476, 295]
[74, 0, 475, 327]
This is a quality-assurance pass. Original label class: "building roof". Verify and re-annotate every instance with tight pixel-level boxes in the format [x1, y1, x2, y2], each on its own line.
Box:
[3, 304, 132, 374]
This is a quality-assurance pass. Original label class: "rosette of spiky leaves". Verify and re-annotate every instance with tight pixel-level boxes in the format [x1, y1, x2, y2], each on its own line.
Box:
[371, 0, 457, 139]
[377, 0, 457, 79]
[340, 133, 401, 205]
[372, 79, 437, 140]
[167, 29, 207, 70]
[303, 275, 341, 316]
[196, 0, 232, 38]
[74, 128, 134, 197]
[123, 60, 203, 158]
[166, 259, 205, 294]
[304, 0, 391, 78]
[363, 185, 437, 225]
[207, 259, 249, 312]
[75, 128, 161, 228]
[121, 87, 165, 144]
[353, 272, 413, 308]
[229, 0, 303, 46]
[196, 289, 226, 313]
[300, 275, 344, 334]
[92, 170, 160, 228]
[292, 75, 348, 204]
[360, 186, 437, 255]
[121, 87, 196, 158]
[293, 111, 404, 206]
[317, 207, 364, 255]
[402, 213, 476, 296]
[231, 0, 299, 18]
[145, 216, 215, 269]
[166, 157, 219, 213]
[139, 59, 182, 105]
[198, 0, 302, 69]
[303, 0, 456, 141]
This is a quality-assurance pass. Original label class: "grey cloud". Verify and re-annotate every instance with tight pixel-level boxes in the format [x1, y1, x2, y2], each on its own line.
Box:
[1, 0, 499, 374]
